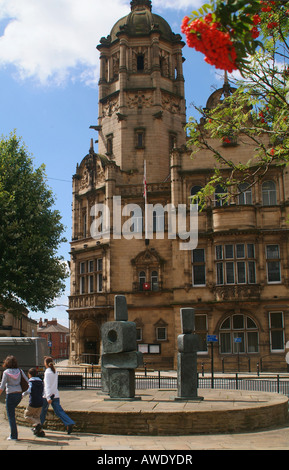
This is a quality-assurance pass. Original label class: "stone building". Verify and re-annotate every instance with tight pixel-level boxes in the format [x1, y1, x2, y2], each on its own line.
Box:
[0, 304, 37, 338]
[68, 0, 289, 372]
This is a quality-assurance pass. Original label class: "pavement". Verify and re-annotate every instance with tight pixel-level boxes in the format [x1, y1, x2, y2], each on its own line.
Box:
[1, 389, 289, 451]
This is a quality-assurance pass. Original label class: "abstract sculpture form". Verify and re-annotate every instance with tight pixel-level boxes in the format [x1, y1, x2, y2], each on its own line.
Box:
[101, 295, 143, 400]
[175, 307, 204, 401]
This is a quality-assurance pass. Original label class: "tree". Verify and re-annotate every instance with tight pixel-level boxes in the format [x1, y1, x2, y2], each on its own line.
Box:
[182, 0, 289, 208]
[0, 133, 68, 314]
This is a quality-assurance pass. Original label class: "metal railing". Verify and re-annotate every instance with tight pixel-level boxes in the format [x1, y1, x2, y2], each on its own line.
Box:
[2, 366, 289, 396]
[198, 374, 289, 395]
[55, 370, 289, 396]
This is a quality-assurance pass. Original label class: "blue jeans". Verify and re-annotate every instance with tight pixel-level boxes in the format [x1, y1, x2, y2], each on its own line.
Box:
[6, 392, 22, 439]
[40, 398, 75, 427]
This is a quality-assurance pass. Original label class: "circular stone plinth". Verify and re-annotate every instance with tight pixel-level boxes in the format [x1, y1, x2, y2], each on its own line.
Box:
[15, 388, 288, 436]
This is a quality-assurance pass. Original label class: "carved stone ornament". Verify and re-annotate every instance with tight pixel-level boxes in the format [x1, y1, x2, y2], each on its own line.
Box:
[80, 168, 90, 190]
[162, 92, 181, 114]
[131, 247, 165, 268]
[127, 91, 153, 109]
[102, 97, 120, 117]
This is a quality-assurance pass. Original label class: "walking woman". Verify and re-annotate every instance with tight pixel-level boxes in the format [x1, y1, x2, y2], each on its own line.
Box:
[0, 355, 29, 440]
[40, 357, 75, 434]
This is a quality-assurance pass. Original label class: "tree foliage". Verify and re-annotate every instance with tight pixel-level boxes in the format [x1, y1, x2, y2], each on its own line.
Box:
[0, 133, 68, 314]
[183, 1, 289, 208]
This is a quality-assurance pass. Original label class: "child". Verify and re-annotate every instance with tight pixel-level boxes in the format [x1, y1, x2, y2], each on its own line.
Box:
[22, 368, 45, 437]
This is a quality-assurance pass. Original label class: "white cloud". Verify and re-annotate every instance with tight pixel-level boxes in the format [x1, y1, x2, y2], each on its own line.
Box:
[0, 0, 129, 86]
[0, 0, 202, 87]
[155, 0, 203, 9]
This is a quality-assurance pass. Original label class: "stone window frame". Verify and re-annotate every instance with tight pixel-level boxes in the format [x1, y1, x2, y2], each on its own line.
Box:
[135, 127, 146, 149]
[219, 313, 259, 355]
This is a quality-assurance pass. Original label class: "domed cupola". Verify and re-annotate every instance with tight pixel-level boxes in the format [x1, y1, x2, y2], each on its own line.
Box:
[108, 0, 176, 44]
[205, 73, 237, 111]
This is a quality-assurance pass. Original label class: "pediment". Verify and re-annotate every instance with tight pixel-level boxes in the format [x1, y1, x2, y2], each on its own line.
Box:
[131, 248, 165, 267]
[154, 318, 168, 327]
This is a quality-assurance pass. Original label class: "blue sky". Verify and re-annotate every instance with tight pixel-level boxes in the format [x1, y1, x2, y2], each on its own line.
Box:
[0, 0, 225, 327]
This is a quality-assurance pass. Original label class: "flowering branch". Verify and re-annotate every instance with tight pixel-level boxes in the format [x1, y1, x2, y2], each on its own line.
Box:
[183, 1, 289, 209]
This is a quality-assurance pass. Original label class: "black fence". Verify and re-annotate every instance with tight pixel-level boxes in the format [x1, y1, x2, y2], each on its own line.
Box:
[1, 367, 289, 396]
[55, 370, 289, 396]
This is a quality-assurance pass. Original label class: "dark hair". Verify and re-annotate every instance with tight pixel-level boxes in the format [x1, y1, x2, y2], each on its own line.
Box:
[44, 356, 56, 373]
[3, 355, 18, 369]
[28, 368, 38, 377]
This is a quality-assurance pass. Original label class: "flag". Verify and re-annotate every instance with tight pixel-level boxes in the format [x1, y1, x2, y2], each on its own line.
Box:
[143, 159, 147, 202]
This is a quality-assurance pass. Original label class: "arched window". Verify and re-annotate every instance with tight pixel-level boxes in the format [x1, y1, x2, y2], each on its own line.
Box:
[219, 314, 259, 354]
[133, 249, 164, 292]
[191, 185, 202, 208]
[151, 271, 159, 291]
[262, 180, 277, 206]
[139, 271, 146, 290]
[214, 184, 228, 207]
[238, 183, 252, 205]
[191, 185, 202, 198]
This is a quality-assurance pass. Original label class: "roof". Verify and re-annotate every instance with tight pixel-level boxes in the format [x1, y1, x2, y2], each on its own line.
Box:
[110, 10, 174, 43]
[38, 324, 69, 334]
[97, 1, 182, 46]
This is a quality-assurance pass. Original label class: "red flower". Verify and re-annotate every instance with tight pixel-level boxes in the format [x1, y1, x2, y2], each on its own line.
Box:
[182, 16, 238, 73]
[267, 21, 278, 29]
[251, 27, 259, 39]
[252, 14, 261, 25]
[181, 16, 191, 34]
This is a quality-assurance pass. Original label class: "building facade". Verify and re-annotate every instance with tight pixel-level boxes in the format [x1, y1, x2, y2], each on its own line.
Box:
[38, 318, 70, 360]
[0, 304, 38, 338]
[68, 0, 289, 372]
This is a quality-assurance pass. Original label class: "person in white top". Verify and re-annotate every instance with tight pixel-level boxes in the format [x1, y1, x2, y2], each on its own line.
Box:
[40, 357, 75, 434]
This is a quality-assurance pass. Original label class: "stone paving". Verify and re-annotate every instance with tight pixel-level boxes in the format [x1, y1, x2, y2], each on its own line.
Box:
[1, 388, 289, 450]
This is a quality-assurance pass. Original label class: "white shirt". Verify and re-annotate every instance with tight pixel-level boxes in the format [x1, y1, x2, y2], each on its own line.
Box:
[43, 368, 60, 400]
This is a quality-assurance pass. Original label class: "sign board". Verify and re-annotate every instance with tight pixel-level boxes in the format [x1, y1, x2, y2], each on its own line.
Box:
[234, 337, 242, 343]
[207, 335, 218, 343]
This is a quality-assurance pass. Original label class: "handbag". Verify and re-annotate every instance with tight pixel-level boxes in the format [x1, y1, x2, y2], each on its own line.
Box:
[20, 370, 29, 392]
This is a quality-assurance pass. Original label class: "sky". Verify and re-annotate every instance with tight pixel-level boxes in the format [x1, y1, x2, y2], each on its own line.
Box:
[0, 0, 226, 327]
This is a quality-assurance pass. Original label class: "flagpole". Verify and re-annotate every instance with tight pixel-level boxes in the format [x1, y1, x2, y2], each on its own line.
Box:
[144, 160, 148, 241]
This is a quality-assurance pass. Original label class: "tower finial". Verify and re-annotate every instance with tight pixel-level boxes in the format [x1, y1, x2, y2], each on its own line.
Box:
[89, 138, 94, 154]
[130, 0, 152, 11]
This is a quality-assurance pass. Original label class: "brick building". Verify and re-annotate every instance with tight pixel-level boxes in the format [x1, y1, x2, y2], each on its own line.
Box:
[68, 0, 289, 372]
[38, 318, 70, 360]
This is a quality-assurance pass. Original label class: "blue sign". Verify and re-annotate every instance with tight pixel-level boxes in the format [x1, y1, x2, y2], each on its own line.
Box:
[234, 337, 242, 343]
[207, 335, 218, 342]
